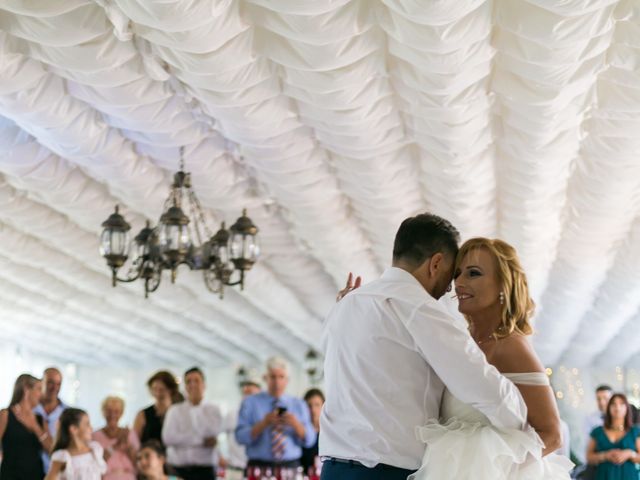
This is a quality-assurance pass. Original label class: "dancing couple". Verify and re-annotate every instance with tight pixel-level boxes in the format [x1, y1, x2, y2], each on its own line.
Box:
[319, 213, 574, 479]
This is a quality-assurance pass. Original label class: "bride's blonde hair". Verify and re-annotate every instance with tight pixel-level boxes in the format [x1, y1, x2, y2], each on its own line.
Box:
[456, 237, 534, 338]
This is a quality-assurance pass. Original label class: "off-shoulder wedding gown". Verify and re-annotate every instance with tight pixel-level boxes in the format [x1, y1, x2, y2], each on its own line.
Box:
[410, 372, 574, 479]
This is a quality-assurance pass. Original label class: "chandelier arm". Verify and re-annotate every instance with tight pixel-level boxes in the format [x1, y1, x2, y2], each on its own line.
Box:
[222, 270, 245, 289]
[144, 272, 162, 299]
[203, 269, 225, 299]
[188, 189, 213, 239]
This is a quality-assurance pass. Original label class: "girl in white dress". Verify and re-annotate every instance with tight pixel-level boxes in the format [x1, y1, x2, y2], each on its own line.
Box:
[411, 237, 573, 479]
[45, 408, 107, 480]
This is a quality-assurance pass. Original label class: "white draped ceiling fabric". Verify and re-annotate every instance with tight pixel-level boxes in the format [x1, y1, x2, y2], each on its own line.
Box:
[0, 0, 639, 368]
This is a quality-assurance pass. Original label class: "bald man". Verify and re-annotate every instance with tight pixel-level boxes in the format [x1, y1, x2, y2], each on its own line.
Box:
[34, 367, 68, 471]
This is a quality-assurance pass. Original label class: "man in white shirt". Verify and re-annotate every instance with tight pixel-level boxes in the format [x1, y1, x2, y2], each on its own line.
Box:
[578, 384, 612, 468]
[162, 367, 222, 480]
[320, 213, 528, 479]
[223, 374, 262, 480]
[584, 385, 612, 439]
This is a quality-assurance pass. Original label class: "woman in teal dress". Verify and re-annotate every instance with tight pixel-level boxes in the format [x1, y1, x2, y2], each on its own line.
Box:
[587, 393, 640, 479]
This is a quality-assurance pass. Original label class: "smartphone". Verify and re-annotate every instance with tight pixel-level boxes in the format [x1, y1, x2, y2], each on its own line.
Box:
[277, 406, 288, 416]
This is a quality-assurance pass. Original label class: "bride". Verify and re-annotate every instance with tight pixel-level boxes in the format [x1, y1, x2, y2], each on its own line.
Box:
[340, 237, 573, 479]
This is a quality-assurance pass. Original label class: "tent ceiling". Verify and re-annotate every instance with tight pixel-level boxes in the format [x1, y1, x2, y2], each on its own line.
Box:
[0, 0, 639, 367]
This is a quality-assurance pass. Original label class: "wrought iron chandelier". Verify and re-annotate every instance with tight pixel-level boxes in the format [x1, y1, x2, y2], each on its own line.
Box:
[99, 148, 260, 298]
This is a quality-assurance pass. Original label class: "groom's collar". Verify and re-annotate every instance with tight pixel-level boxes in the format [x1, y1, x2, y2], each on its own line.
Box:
[382, 266, 421, 285]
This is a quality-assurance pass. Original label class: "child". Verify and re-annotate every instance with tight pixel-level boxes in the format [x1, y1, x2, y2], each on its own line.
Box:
[45, 408, 107, 480]
[136, 440, 181, 480]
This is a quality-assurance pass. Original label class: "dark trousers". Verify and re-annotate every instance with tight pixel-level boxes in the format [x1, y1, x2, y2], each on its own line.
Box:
[172, 466, 216, 480]
[321, 459, 416, 480]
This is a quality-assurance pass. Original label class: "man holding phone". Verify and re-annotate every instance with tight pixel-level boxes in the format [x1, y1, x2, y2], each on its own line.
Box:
[235, 357, 316, 471]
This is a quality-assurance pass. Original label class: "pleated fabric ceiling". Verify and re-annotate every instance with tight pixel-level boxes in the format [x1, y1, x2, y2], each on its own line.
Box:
[0, 0, 639, 367]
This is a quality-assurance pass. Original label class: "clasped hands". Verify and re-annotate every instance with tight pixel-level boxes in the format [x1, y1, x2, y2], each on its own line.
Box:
[602, 448, 637, 464]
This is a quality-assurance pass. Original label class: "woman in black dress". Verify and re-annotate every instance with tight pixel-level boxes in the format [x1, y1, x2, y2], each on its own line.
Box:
[133, 371, 182, 446]
[0, 373, 53, 480]
[301, 388, 325, 475]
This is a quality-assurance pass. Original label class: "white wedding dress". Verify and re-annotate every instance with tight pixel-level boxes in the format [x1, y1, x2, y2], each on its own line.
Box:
[410, 372, 574, 479]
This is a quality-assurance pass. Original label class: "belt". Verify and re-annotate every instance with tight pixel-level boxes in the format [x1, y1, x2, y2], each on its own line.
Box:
[324, 457, 366, 467]
[324, 457, 408, 470]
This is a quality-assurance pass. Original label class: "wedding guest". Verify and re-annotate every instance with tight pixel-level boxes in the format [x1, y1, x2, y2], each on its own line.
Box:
[224, 373, 262, 480]
[136, 440, 181, 480]
[0, 373, 52, 480]
[585, 385, 613, 439]
[93, 396, 139, 480]
[235, 357, 315, 471]
[301, 388, 324, 473]
[162, 367, 222, 480]
[134, 371, 182, 446]
[46, 408, 107, 480]
[34, 367, 68, 472]
[586, 393, 640, 479]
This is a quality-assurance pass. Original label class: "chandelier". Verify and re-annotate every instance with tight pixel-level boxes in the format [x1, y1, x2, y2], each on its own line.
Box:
[99, 148, 260, 298]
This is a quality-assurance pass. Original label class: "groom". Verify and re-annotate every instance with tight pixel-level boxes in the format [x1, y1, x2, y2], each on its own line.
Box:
[319, 213, 528, 479]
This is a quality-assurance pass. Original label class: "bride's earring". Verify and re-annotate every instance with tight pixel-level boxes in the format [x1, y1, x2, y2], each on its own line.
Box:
[499, 292, 505, 305]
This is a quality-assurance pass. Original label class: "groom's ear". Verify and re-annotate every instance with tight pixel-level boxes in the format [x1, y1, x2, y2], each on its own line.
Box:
[428, 252, 445, 276]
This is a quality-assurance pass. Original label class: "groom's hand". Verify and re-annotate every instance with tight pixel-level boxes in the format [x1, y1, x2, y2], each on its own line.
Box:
[336, 272, 362, 302]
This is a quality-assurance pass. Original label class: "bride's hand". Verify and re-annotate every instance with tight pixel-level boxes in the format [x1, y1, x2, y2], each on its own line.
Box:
[336, 272, 362, 302]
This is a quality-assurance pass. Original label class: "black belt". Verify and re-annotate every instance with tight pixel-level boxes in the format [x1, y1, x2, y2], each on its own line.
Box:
[324, 457, 407, 470]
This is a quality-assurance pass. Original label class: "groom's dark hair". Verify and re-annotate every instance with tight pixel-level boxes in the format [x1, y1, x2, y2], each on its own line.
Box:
[392, 213, 460, 267]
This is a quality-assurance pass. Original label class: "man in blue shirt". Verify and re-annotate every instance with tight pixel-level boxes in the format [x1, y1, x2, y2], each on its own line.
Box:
[235, 357, 315, 471]
[33, 367, 67, 472]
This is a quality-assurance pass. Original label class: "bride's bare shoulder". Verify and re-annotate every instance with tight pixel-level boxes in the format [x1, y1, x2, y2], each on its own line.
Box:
[492, 334, 545, 374]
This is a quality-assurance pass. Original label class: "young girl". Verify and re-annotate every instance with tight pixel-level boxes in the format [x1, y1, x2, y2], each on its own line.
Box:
[136, 440, 181, 480]
[45, 408, 107, 480]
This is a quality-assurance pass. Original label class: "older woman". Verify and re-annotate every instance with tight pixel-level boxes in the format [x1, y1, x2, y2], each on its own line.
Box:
[93, 396, 140, 480]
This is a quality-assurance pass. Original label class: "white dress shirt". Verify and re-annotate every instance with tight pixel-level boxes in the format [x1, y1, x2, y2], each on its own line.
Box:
[223, 408, 248, 469]
[319, 267, 528, 470]
[584, 410, 604, 438]
[162, 400, 222, 467]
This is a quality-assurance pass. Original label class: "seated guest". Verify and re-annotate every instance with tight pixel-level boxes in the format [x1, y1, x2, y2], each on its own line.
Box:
[34, 367, 68, 473]
[162, 367, 222, 480]
[93, 396, 140, 480]
[134, 371, 182, 446]
[586, 393, 640, 479]
[137, 440, 182, 480]
[235, 357, 315, 472]
[0, 374, 52, 480]
[301, 388, 324, 474]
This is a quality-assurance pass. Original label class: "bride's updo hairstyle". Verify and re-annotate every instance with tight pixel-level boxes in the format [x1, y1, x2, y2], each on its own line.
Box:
[456, 237, 534, 339]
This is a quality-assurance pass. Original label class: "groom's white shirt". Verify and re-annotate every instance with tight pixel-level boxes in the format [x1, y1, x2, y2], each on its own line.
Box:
[319, 267, 528, 470]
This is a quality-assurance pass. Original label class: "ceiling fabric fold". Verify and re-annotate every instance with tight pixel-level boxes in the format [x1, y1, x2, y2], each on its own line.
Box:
[0, 0, 638, 366]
